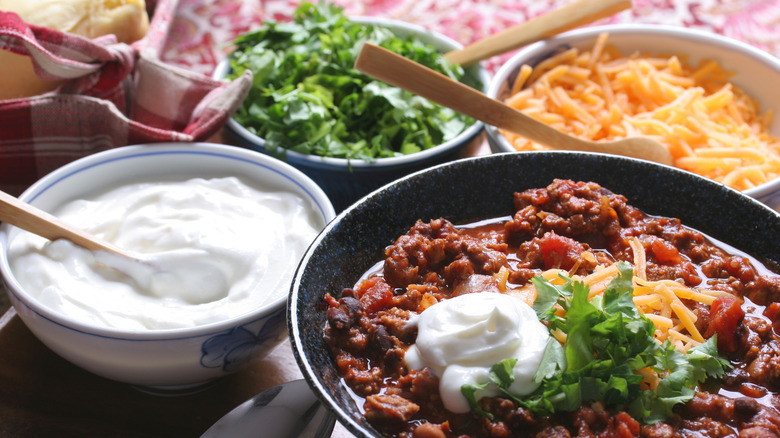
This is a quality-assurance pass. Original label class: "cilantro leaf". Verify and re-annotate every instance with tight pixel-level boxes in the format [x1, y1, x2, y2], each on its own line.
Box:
[602, 261, 639, 318]
[562, 280, 598, 372]
[462, 359, 520, 420]
[461, 381, 493, 420]
[686, 335, 732, 381]
[530, 274, 569, 321]
[489, 358, 517, 388]
[533, 337, 566, 383]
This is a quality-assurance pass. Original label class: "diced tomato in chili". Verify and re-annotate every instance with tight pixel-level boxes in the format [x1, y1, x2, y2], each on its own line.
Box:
[539, 232, 585, 270]
[356, 277, 394, 314]
[704, 295, 744, 354]
[614, 412, 641, 438]
[650, 238, 682, 264]
[323, 293, 340, 308]
[762, 302, 780, 336]
[723, 256, 758, 284]
[763, 302, 780, 322]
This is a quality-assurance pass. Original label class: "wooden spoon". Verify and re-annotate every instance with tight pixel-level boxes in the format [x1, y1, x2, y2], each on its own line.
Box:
[0, 189, 129, 256]
[0, 190, 229, 303]
[354, 43, 674, 166]
[443, 0, 632, 66]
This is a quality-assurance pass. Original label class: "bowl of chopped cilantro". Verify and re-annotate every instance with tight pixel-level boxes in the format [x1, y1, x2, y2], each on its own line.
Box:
[215, 2, 490, 212]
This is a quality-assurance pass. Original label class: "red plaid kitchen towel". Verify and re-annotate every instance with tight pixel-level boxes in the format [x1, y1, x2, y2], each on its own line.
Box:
[0, 0, 252, 195]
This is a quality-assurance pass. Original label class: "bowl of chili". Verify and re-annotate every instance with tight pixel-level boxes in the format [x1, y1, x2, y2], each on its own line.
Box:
[289, 150, 780, 438]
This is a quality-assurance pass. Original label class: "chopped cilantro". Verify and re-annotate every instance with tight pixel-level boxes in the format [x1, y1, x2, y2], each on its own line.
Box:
[465, 261, 731, 423]
[461, 359, 519, 421]
[226, 1, 478, 161]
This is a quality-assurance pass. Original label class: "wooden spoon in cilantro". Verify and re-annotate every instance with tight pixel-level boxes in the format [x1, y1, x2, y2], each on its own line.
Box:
[226, 1, 479, 161]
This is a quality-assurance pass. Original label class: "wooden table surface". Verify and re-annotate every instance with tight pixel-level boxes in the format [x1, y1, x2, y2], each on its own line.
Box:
[0, 304, 357, 437]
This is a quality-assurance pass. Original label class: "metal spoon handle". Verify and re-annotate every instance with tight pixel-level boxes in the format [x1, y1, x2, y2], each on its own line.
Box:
[443, 0, 632, 66]
[201, 379, 336, 438]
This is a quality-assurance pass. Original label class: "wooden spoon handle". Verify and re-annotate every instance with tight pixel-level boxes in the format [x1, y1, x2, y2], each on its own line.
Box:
[0, 190, 122, 254]
[355, 43, 581, 149]
[443, 0, 632, 66]
[355, 43, 674, 165]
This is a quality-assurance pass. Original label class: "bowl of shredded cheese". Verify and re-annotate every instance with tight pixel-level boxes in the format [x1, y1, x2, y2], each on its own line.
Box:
[486, 24, 780, 211]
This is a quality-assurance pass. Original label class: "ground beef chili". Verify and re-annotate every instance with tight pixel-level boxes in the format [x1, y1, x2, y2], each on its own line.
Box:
[322, 179, 780, 438]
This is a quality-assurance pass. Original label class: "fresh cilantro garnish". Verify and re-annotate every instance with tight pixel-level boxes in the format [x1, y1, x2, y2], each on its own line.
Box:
[465, 261, 731, 423]
[226, 1, 477, 161]
[461, 359, 519, 421]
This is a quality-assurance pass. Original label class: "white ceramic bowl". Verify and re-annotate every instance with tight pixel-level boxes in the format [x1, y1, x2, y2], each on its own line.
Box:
[0, 143, 335, 390]
[486, 24, 780, 211]
[214, 16, 491, 212]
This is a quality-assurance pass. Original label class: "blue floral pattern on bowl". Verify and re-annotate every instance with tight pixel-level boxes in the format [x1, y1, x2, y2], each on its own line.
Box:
[200, 309, 285, 372]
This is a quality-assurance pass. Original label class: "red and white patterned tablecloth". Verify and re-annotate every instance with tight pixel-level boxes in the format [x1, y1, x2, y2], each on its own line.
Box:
[160, 0, 780, 77]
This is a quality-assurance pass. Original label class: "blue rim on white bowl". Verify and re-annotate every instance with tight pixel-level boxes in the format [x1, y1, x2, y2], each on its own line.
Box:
[485, 24, 780, 212]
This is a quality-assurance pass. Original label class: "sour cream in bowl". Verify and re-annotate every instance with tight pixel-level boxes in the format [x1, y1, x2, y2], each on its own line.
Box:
[0, 143, 335, 389]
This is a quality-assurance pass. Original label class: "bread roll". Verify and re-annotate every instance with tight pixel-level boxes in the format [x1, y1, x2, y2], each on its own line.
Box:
[0, 0, 149, 99]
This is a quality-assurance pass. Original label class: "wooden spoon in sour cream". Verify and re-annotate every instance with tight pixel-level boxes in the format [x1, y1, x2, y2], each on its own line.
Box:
[0, 189, 230, 304]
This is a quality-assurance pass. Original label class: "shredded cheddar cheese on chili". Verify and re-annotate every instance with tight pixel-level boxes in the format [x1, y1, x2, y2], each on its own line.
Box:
[499, 237, 733, 353]
[502, 32, 780, 191]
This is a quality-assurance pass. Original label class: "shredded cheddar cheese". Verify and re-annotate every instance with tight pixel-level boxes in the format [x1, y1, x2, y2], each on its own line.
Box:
[584, 238, 725, 352]
[496, 238, 730, 353]
[502, 32, 780, 191]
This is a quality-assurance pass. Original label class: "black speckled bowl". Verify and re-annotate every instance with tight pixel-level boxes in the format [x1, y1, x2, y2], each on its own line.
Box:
[288, 151, 780, 438]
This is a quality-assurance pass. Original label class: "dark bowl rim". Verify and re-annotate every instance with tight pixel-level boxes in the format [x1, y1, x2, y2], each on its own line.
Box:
[288, 150, 780, 438]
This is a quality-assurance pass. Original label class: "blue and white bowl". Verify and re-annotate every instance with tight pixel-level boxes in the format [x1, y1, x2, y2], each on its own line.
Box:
[214, 16, 491, 212]
[486, 24, 780, 212]
[0, 143, 335, 389]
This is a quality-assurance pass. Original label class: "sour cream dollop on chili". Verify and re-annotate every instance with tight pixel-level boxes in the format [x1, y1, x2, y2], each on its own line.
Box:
[404, 292, 550, 413]
[8, 177, 322, 331]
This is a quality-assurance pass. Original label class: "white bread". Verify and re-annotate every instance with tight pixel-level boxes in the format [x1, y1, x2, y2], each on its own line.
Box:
[0, 0, 149, 99]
